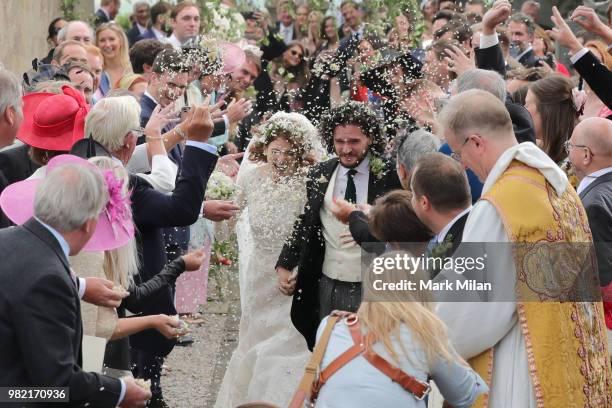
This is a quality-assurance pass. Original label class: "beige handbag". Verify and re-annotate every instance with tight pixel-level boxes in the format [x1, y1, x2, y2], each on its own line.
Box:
[235, 315, 340, 408]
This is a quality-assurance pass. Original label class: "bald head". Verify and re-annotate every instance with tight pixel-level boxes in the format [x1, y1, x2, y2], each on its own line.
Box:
[438, 89, 514, 143]
[569, 117, 612, 180]
[574, 118, 612, 158]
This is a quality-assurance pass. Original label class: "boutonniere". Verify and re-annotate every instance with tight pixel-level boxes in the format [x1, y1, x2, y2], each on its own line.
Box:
[369, 156, 385, 180]
[316, 174, 328, 184]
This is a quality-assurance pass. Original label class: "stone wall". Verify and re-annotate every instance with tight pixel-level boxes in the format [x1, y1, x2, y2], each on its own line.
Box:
[0, 0, 94, 74]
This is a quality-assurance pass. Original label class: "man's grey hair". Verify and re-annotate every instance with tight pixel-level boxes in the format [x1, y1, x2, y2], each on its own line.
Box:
[0, 69, 22, 116]
[34, 164, 108, 232]
[57, 21, 94, 43]
[133, 1, 150, 11]
[455, 69, 507, 102]
[396, 128, 442, 172]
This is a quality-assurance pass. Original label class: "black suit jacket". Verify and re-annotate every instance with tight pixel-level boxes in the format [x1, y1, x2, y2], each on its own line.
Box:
[0, 144, 40, 227]
[94, 9, 110, 26]
[579, 172, 612, 287]
[517, 48, 539, 68]
[126, 24, 141, 47]
[573, 51, 612, 109]
[128, 145, 217, 356]
[276, 158, 402, 349]
[0, 219, 121, 407]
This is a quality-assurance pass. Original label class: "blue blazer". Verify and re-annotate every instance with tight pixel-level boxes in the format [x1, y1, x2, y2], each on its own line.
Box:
[136, 28, 158, 43]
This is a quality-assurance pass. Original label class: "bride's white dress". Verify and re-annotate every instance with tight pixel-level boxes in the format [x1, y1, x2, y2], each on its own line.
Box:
[214, 163, 311, 408]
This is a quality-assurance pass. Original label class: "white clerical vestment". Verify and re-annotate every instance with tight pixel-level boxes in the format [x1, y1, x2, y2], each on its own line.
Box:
[435, 143, 569, 407]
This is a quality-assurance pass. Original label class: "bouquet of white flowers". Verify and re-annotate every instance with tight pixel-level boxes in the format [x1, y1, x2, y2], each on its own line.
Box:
[205, 170, 238, 201]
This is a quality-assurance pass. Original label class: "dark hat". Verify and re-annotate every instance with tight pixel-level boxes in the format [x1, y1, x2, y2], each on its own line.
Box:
[70, 137, 112, 159]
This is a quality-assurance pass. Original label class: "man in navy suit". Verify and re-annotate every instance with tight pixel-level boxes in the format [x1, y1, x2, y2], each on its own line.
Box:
[126, 2, 151, 46]
[136, 1, 171, 43]
[94, 0, 120, 26]
[507, 12, 539, 68]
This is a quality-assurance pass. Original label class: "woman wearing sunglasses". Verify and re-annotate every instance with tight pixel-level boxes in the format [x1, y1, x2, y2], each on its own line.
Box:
[269, 41, 310, 112]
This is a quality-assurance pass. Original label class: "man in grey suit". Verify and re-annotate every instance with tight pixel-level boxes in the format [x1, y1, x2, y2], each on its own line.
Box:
[568, 117, 612, 355]
[0, 163, 150, 407]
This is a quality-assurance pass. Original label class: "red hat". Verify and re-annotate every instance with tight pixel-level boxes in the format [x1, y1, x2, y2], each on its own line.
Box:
[17, 85, 89, 151]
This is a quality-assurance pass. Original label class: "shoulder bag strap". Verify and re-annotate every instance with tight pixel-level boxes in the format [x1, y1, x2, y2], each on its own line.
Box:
[287, 315, 339, 408]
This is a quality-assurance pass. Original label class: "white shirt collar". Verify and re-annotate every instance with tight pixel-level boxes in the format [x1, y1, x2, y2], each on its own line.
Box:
[167, 33, 183, 48]
[144, 90, 159, 105]
[576, 166, 612, 195]
[516, 45, 533, 61]
[436, 206, 471, 243]
[340, 155, 370, 176]
[137, 23, 147, 34]
[152, 27, 166, 40]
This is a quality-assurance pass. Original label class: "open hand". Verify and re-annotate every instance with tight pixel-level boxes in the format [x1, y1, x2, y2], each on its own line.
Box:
[444, 45, 475, 77]
[547, 6, 583, 55]
[330, 197, 357, 224]
[153, 314, 183, 339]
[216, 152, 244, 178]
[145, 103, 176, 137]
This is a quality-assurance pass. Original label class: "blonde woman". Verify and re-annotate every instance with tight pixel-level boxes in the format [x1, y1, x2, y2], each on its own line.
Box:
[312, 251, 488, 407]
[95, 22, 133, 97]
[72, 156, 205, 378]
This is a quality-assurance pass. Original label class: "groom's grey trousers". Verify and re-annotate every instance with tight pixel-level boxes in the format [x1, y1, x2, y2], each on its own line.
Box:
[318, 274, 362, 319]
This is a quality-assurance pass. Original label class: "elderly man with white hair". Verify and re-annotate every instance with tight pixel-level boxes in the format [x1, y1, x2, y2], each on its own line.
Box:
[84, 95, 217, 406]
[35, 21, 95, 66]
[0, 162, 151, 408]
[434, 89, 611, 406]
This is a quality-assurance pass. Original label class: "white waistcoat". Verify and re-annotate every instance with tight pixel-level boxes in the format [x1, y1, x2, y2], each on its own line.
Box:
[320, 165, 365, 282]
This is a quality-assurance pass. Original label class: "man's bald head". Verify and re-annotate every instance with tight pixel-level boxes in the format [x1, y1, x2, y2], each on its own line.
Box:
[569, 117, 612, 180]
[574, 118, 612, 158]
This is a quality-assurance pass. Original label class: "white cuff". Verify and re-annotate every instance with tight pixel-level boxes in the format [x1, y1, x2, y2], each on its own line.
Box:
[78, 278, 86, 299]
[186, 140, 218, 155]
[570, 48, 590, 65]
[223, 114, 230, 130]
[479, 32, 499, 49]
[117, 378, 126, 405]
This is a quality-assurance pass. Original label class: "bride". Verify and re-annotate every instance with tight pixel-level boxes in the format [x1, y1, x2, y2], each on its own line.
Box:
[214, 112, 324, 407]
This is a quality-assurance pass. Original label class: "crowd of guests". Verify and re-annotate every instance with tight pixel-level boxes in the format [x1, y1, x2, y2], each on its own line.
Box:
[0, 0, 612, 407]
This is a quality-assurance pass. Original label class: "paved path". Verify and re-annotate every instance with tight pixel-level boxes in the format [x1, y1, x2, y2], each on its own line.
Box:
[163, 268, 241, 408]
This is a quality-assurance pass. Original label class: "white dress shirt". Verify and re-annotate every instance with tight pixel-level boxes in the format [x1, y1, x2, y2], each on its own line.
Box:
[576, 166, 612, 195]
[332, 156, 370, 205]
[152, 27, 167, 40]
[436, 206, 472, 244]
[280, 23, 294, 45]
[137, 23, 147, 35]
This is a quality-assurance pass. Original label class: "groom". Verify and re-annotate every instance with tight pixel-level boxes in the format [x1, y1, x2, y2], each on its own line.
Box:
[276, 101, 401, 349]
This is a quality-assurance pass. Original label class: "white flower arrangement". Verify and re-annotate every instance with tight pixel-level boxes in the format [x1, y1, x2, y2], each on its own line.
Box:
[369, 155, 386, 180]
[202, 2, 246, 43]
[205, 170, 239, 200]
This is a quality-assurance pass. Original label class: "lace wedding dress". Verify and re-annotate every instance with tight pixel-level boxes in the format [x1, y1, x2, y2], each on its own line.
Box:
[214, 163, 311, 408]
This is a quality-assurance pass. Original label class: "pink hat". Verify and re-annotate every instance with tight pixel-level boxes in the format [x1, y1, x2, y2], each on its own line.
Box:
[17, 85, 89, 151]
[220, 42, 246, 74]
[0, 154, 134, 252]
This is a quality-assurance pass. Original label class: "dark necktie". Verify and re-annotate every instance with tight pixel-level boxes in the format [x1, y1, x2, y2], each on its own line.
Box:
[344, 169, 357, 203]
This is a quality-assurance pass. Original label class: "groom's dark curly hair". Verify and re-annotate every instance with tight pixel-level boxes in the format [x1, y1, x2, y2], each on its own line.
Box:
[318, 101, 387, 157]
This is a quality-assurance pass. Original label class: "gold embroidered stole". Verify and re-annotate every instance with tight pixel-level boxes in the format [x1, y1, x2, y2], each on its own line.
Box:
[469, 161, 611, 408]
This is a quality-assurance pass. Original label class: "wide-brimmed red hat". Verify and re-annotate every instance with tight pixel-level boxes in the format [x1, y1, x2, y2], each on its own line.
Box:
[17, 85, 89, 151]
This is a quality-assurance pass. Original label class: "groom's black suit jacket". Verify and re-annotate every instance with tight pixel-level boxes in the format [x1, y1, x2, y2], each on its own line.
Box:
[276, 157, 401, 350]
[0, 219, 122, 407]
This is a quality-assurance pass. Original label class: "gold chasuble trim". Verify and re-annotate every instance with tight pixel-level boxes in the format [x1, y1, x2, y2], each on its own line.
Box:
[468, 161, 611, 408]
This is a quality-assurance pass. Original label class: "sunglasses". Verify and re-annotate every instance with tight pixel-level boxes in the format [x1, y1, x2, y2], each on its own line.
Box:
[289, 49, 303, 59]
